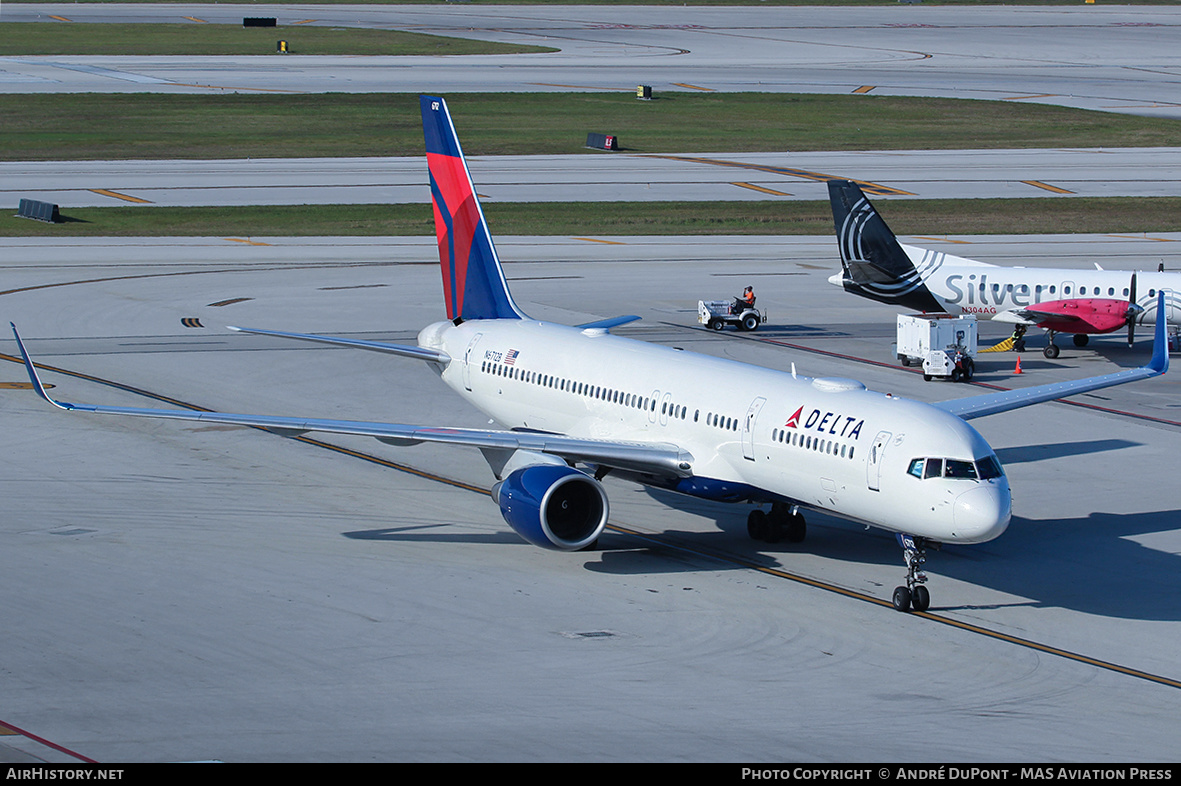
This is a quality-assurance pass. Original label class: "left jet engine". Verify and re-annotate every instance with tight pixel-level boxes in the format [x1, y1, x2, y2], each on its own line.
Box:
[493, 464, 608, 551]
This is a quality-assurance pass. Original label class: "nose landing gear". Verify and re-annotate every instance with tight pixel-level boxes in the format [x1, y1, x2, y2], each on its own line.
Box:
[892, 534, 933, 612]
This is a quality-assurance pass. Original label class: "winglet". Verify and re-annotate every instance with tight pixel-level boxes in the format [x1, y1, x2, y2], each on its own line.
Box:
[420, 95, 525, 322]
[10, 323, 71, 410]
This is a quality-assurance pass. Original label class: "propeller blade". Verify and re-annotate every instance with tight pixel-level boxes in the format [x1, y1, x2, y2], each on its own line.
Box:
[1127, 272, 1138, 346]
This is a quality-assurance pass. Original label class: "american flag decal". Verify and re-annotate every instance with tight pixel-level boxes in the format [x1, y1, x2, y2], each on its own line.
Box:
[505, 349, 519, 365]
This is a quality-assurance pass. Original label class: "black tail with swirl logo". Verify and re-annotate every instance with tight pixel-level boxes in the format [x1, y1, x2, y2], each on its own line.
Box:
[827, 179, 945, 313]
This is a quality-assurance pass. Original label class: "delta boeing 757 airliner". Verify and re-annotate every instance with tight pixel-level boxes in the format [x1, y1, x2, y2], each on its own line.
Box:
[12, 96, 1170, 612]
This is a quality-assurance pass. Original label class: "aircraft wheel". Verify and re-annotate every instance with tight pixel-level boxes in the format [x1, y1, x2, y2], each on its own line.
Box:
[892, 586, 912, 612]
[746, 509, 767, 541]
[911, 585, 931, 612]
[764, 518, 783, 544]
[1073, 334, 1089, 347]
[785, 512, 806, 543]
[1044, 344, 1060, 359]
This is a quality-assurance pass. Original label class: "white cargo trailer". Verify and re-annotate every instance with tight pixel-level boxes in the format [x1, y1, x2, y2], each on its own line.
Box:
[896, 313, 978, 382]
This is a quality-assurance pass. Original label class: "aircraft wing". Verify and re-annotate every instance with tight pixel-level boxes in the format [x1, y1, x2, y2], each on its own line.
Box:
[934, 292, 1169, 421]
[11, 325, 692, 480]
[987, 308, 1077, 326]
[1013, 308, 1085, 324]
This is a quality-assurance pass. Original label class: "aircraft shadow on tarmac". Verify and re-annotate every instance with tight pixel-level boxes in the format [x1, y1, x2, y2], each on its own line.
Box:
[948, 507, 1181, 622]
[336, 434, 1177, 621]
[343, 522, 523, 547]
[748, 324, 856, 340]
[589, 452, 1181, 622]
[341, 501, 1180, 621]
[994, 438, 1141, 464]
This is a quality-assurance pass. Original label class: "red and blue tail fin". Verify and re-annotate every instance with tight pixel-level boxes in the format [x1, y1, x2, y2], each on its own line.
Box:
[421, 95, 525, 322]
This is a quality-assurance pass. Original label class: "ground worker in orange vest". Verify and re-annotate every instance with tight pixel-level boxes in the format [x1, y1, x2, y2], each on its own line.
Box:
[733, 285, 755, 314]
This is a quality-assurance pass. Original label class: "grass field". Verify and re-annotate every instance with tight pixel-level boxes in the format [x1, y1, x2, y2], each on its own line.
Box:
[6, 198, 1181, 238]
[14, 0, 1177, 6]
[0, 23, 555, 57]
[5, 90, 1181, 236]
[5, 92, 1181, 162]
[4, 30, 1180, 238]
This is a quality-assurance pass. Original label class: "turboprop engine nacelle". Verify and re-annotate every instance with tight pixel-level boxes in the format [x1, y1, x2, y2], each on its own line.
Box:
[494, 464, 608, 551]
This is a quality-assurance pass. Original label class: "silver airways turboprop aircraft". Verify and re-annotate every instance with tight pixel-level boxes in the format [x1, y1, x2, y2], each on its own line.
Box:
[10, 97, 1171, 613]
[828, 179, 1181, 358]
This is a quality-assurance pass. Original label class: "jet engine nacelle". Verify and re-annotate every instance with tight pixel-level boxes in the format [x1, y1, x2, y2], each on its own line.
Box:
[494, 464, 608, 551]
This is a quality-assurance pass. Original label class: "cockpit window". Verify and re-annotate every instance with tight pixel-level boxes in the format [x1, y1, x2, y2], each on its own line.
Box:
[976, 455, 1004, 479]
[944, 460, 978, 479]
[908, 455, 1005, 481]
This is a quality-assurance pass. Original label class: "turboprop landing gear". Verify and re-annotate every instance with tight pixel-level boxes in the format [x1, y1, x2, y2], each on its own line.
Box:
[1043, 330, 1060, 359]
[892, 534, 932, 612]
[747, 503, 806, 544]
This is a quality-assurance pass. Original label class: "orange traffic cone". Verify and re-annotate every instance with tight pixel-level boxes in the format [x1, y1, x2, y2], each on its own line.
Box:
[1014, 355, 1023, 374]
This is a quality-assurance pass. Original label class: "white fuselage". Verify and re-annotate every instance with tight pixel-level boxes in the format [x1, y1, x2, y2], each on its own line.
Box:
[899, 244, 1181, 324]
[417, 318, 1012, 545]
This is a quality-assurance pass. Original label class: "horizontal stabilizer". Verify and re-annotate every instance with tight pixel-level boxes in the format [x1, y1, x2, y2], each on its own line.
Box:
[575, 315, 641, 331]
[228, 326, 450, 365]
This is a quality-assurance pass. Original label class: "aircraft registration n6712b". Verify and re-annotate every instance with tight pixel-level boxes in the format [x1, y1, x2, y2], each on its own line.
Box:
[11, 96, 1170, 612]
[828, 179, 1181, 359]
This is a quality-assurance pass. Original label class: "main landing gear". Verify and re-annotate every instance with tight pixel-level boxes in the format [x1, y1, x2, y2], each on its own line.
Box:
[1042, 330, 1087, 357]
[747, 502, 806, 544]
[892, 534, 933, 613]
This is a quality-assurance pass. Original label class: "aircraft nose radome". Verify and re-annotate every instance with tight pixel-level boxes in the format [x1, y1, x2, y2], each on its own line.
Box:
[952, 485, 1011, 543]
